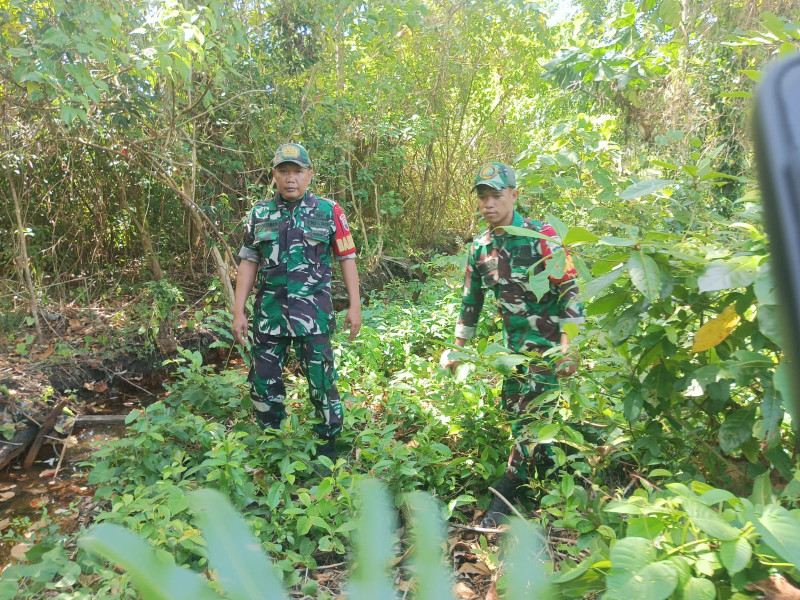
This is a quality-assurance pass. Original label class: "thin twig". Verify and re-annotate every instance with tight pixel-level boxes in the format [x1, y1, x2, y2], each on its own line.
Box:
[314, 561, 346, 571]
[52, 436, 71, 479]
[401, 576, 414, 600]
[448, 522, 506, 535]
[488, 486, 525, 520]
[629, 472, 663, 491]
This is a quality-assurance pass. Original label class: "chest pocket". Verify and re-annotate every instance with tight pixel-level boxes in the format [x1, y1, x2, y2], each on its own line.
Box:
[476, 257, 499, 288]
[509, 243, 539, 279]
[302, 221, 330, 264]
[254, 225, 280, 268]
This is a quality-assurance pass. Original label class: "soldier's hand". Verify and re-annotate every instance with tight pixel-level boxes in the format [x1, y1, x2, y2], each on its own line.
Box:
[439, 349, 460, 374]
[232, 312, 249, 347]
[344, 305, 362, 341]
[555, 353, 578, 376]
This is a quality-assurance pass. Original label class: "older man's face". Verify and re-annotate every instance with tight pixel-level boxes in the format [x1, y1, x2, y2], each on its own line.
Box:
[273, 163, 313, 201]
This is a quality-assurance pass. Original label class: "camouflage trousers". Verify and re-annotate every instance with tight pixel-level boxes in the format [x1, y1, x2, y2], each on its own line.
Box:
[501, 361, 558, 476]
[249, 332, 344, 438]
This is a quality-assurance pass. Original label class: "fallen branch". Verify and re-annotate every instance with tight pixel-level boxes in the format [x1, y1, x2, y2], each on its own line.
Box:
[74, 414, 130, 427]
[23, 400, 67, 468]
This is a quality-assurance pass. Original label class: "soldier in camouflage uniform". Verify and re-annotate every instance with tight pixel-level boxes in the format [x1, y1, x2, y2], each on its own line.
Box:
[442, 162, 583, 527]
[233, 143, 361, 465]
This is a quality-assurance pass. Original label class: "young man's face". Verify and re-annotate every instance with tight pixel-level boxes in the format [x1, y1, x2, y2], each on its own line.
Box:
[273, 163, 314, 201]
[475, 185, 518, 228]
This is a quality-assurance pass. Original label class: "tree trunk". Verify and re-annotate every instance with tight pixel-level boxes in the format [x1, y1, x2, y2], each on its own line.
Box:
[182, 179, 236, 308]
[6, 165, 43, 343]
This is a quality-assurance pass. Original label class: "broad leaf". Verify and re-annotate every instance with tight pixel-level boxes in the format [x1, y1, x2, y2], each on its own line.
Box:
[691, 305, 741, 352]
[348, 480, 397, 600]
[405, 492, 455, 600]
[563, 226, 600, 245]
[760, 384, 783, 448]
[697, 257, 760, 292]
[79, 524, 221, 600]
[752, 504, 800, 568]
[757, 304, 783, 346]
[628, 252, 661, 300]
[718, 537, 751, 575]
[582, 268, 624, 299]
[718, 409, 755, 453]
[619, 179, 674, 200]
[754, 263, 778, 304]
[502, 225, 558, 243]
[607, 305, 641, 346]
[599, 235, 637, 246]
[750, 471, 773, 507]
[683, 577, 716, 600]
[188, 489, 286, 600]
[504, 518, 554, 600]
[683, 499, 741, 541]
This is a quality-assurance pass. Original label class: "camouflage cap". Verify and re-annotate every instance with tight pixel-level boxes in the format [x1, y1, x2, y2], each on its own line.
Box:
[272, 143, 312, 169]
[471, 162, 516, 191]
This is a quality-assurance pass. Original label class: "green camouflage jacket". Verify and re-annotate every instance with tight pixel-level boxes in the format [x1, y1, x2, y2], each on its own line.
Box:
[456, 211, 584, 352]
[239, 191, 356, 337]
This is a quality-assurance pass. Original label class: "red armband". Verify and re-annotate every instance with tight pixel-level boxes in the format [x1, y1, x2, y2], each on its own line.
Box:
[333, 203, 357, 258]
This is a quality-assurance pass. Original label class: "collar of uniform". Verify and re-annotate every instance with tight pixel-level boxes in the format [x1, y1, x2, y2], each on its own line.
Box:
[477, 211, 523, 246]
[275, 190, 312, 209]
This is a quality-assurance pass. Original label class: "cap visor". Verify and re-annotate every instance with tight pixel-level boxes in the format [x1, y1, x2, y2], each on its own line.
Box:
[472, 181, 505, 192]
[273, 159, 310, 168]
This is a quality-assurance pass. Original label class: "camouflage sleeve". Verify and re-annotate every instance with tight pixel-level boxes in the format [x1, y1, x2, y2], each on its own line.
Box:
[538, 223, 584, 328]
[238, 206, 259, 263]
[454, 250, 484, 340]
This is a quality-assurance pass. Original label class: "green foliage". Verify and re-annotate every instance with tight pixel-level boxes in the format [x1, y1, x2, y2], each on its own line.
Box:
[78, 483, 551, 600]
[5, 2, 800, 599]
[551, 475, 800, 599]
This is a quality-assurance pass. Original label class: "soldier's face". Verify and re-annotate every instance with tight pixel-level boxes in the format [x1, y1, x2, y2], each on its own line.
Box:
[273, 163, 314, 201]
[475, 186, 518, 228]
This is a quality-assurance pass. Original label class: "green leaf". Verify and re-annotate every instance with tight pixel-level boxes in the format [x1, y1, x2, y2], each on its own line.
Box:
[537, 422, 561, 443]
[609, 537, 656, 570]
[490, 353, 528, 376]
[41, 27, 70, 46]
[79, 524, 220, 600]
[582, 269, 624, 299]
[760, 384, 783, 447]
[608, 558, 678, 600]
[405, 492, 455, 600]
[751, 504, 800, 568]
[599, 236, 638, 247]
[750, 472, 773, 507]
[683, 499, 740, 541]
[563, 226, 599, 245]
[528, 271, 552, 301]
[719, 538, 751, 575]
[502, 225, 558, 244]
[349, 480, 397, 600]
[619, 179, 674, 200]
[607, 305, 641, 346]
[683, 577, 716, 600]
[504, 518, 554, 599]
[697, 257, 760, 292]
[657, 0, 682, 28]
[718, 409, 754, 453]
[188, 489, 286, 600]
[757, 304, 783, 346]
[628, 252, 661, 300]
[626, 517, 665, 540]
[545, 213, 569, 240]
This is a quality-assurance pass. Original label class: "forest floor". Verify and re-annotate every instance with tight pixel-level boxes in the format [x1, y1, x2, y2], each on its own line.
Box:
[0, 254, 420, 469]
